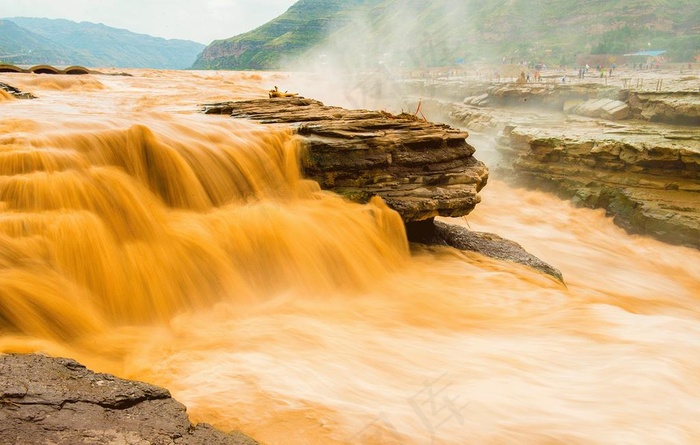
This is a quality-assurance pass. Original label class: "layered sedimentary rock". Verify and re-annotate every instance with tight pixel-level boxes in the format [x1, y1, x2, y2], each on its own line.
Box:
[204, 97, 489, 222]
[625, 91, 700, 125]
[204, 97, 568, 278]
[497, 125, 700, 248]
[405, 80, 700, 127]
[394, 76, 700, 249]
[0, 354, 257, 445]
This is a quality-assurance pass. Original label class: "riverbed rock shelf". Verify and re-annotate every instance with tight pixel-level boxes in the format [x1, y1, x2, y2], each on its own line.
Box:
[400, 77, 700, 249]
[405, 80, 700, 126]
[498, 126, 700, 249]
[204, 97, 489, 223]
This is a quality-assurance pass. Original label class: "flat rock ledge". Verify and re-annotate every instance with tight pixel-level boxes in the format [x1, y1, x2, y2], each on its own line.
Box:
[203, 97, 489, 222]
[0, 353, 257, 445]
[406, 219, 564, 282]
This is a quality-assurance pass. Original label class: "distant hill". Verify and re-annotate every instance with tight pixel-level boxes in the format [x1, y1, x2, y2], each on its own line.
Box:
[193, 0, 700, 70]
[0, 17, 205, 69]
[192, 0, 384, 70]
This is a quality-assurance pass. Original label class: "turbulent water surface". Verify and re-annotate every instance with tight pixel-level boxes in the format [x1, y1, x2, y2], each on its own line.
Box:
[1, 70, 699, 444]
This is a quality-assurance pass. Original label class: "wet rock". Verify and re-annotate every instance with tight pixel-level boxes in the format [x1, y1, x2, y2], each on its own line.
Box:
[204, 97, 489, 222]
[0, 353, 257, 445]
[391, 76, 700, 249]
[406, 218, 563, 281]
[0, 82, 36, 99]
[404, 81, 621, 112]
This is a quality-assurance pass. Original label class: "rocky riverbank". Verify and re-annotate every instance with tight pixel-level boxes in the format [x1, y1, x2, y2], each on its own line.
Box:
[397, 75, 700, 249]
[0, 354, 257, 445]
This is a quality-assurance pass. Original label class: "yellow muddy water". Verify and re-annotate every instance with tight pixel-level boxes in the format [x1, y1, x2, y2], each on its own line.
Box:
[1, 70, 699, 445]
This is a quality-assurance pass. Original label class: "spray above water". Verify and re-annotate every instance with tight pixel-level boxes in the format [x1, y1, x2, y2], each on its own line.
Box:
[0, 71, 699, 444]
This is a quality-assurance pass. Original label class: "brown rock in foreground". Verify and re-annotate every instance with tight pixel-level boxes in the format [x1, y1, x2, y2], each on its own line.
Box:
[0, 354, 257, 445]
[204, 97, 489, 222]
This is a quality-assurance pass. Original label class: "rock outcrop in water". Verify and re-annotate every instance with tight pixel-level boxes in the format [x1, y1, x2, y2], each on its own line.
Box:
[204, 97, 489, 223]
[406, 219, 564, 281]
[203, 97, 569, 280]
[0, 354, 257, 445]
[0, 82, 35, 99]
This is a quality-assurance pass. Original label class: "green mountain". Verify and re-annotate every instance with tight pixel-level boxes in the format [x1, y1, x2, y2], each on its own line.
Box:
[192, 0, 384, 70]
[193, 0, 700, 70]
[0, 17, 205, 69]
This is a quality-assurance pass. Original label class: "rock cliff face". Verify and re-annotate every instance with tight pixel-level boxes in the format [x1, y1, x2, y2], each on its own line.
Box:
[497, 125, 700, 248]
[204, 97, 489, 223]
[0, 354, 257, 445]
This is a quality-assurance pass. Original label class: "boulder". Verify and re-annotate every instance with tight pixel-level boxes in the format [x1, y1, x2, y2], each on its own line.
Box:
[600, 100, 630, 120]
[0, 353, 257, 445]
[569, 98, 629, 120]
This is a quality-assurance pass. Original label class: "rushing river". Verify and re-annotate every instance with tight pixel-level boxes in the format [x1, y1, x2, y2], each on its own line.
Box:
[1, 70, 699, 444]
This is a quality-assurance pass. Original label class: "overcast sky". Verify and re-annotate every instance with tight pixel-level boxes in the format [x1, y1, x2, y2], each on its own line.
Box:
[0, 0, 299, 44]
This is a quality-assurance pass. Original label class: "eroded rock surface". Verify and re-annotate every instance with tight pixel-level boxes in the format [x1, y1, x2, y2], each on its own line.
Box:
[404, 79, 700, 127]
[626, 91, 700, 125]
[498, 124, 700, 248]
[396, 76, 700, 249]
[204, 97, 489, 222]
[0, 354, 257, 445]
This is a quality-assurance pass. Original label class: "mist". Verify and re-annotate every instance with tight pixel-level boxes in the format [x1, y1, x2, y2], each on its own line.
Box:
[281, 1, 479, 112]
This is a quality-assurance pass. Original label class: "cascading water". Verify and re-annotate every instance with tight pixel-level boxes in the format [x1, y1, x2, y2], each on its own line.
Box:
[1, 70, 699, 444]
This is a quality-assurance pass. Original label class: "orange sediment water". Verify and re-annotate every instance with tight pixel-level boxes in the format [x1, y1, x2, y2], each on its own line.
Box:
[1, 70, 699, 444]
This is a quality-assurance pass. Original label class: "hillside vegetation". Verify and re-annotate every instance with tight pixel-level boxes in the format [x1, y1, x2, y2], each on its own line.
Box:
[193, 0, 700, 70]
[0, 17, 205, 69]
[192, 0, 383, 70]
